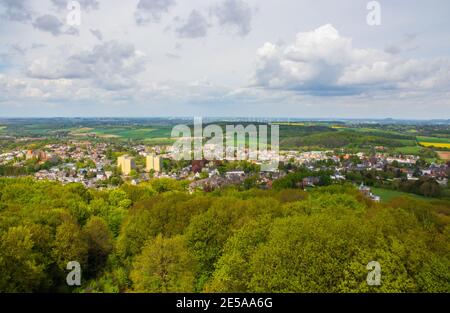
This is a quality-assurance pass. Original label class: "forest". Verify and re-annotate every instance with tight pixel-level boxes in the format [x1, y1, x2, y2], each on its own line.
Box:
[0, 177, 449, 293]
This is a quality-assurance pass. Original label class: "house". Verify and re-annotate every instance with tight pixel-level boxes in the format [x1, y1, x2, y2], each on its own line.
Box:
[421, 169, 432, 176]
[437, 178, 448, 187]
[331, 174, 346, 181]
[225, 171, 245, 179]
[359, 182, 371, 195]
[192, 160, 207, 173]
[301, 177, 320, 187]
[359, 183, 381, 202]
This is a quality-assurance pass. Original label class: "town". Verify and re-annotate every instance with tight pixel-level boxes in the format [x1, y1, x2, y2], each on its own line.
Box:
[1, 139, 448, 201]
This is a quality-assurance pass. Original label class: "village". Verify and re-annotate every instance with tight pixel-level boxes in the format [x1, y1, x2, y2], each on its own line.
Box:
[0, 140, 448, 200]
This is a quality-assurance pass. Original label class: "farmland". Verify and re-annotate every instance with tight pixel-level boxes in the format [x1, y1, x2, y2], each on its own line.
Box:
[1, 118, 450, 161]
[419, 142, 450, 149]
[70, 127, 173, 140]
[437, 151, 450, 161]
[417, 136, 450, 143]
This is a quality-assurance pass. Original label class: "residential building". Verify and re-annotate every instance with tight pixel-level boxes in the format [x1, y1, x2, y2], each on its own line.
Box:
[117, 155, 136, 175]
[146, 154, 163, 172]
[26, 149, 46, 161]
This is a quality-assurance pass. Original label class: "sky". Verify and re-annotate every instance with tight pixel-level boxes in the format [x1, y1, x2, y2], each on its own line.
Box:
[0, 0, 450, 119]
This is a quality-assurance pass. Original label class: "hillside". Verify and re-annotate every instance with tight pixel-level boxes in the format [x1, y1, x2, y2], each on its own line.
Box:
[0, 178, 449, 293]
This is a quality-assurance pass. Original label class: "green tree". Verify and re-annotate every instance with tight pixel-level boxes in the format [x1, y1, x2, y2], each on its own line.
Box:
[130, 234, 196, 292]
[52, 221, 88, 271]
[0, 226, 45, 292]
[83, 217, 113, 276]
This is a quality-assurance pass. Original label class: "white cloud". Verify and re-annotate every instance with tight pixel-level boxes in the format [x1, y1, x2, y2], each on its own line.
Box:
[252, 24, 450, 95]
[27, 41, 147, 90]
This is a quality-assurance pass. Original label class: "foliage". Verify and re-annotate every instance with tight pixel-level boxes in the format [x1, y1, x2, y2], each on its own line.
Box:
[130, 234, 196, 292]
[0, 177, 448, 293]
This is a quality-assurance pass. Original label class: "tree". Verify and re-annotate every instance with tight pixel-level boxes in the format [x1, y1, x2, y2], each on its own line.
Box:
[116, 193, 208, 259]
[129, 169, 139, 179]
[419, 180, 441, 197]
[52, 221, 88, 271]
[0, 226, 45, 292]
[244, 214, 369, 292]
[206, 217, 271, 292]
[109, 189, 132, 208]
[83, 217, 113, 276]
[243, 175, 257, 190]
[150, 178, 186, 193]
[415, 255, 450, 292]
[1, 176, 449, 293]
[130, 234, 196, 292]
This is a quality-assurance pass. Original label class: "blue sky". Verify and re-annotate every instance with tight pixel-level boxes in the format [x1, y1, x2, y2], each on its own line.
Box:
[0, 0, 450, 118]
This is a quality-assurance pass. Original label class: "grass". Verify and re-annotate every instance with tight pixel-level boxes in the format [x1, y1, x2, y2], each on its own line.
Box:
[143, 138, 175, 145]
[351, 127, 407, 137]
[273, 122, 305, 126]
[398, 139, 418, 146]
[70, 126, 173, 140]
[416, 136, 450, 143]
[393, 145, 421, 154]
[371, 187, 434, 202]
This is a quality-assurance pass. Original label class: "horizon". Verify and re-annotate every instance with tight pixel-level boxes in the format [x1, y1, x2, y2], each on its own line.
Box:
[1, 116, 450, 122]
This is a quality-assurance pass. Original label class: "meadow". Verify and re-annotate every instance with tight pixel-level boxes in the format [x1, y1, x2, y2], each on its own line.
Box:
[70, 126, 173, 140]
[370, 187, 434, 202]
[417, 136, 450, 143]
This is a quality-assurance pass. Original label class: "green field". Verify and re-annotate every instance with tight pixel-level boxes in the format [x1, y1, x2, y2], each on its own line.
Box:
[371, 187, 434, 202]
[3, 120, 450, 154]
[393, 145, 421, 154]
[71, 126, 173, 140]
[143, 137, 175, 145]
[340, 127, 409, 137]
[416, 136, 450, 143]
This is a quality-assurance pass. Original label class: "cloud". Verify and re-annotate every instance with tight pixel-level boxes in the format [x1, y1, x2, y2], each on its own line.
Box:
[176, 10, 209, 38]
[51, 0, 99, 11]
[90, 29, 103, 41]
[27, 41, 146, 90]
[32, 14, 79, 36]
[384, 45, 401, 55]
[211, 0, 252, 36]
[252, 24, 450, 96]
[165, 52, 181, 59]
[10, 44, 26, 55]
[0, 0, 33, 22]
[135, 0, 176, 25]
[384, 33, 418, 55]
[0, 43, 45, 68]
